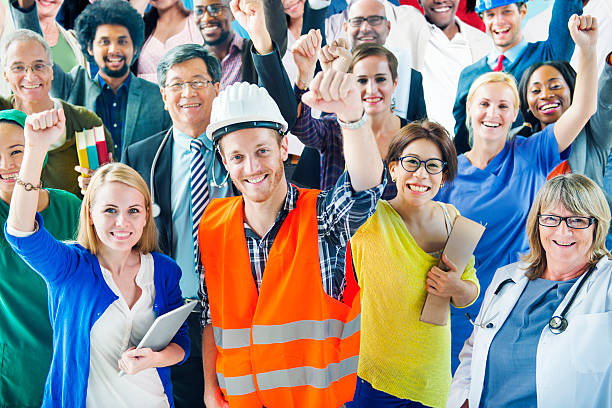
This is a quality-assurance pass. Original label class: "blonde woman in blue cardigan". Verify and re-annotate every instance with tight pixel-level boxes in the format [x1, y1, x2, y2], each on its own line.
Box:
[5, 108, 189, 408]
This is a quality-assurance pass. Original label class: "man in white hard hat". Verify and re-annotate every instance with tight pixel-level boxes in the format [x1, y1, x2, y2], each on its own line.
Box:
[198, 72, 385, 407]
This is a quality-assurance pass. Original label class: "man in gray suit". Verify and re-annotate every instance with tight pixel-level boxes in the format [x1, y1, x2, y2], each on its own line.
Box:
[10, 0, 171, 160]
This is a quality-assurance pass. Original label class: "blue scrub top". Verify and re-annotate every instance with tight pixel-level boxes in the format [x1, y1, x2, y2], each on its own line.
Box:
[435, 123, 569, 369]
[480, 277, 577, 407]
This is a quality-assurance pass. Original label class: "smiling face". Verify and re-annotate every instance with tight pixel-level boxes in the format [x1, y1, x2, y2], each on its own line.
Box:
[468, 81, 518, 145]
[219, 128, 288, 205]
[282, 0, 305, 20]
[0, 122, 24, 202]
[160, 57, 219, 137]
[3, 40, 53, 104]
[194, 0, 233, 47]
[87, 24, 134, 79]
[539, 204, 594, 274]
[527, 65, 571, 128]
[419, 0, 458, 31]
[345, 0, 390, 48]
[389, 138, 445, 206]
[482, 3, 526, 52]
[36, 0, 63, 20]
[353, 54, 397, 116]
[89, 181, 148, 253]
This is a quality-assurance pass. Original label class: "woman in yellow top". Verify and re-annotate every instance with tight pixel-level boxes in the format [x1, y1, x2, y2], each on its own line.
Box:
[348, 120, 480, 408]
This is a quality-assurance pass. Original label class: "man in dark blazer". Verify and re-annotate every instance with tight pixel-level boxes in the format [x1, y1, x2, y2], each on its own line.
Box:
[10, 0, 172, 160]
[123, 1, 297, 405]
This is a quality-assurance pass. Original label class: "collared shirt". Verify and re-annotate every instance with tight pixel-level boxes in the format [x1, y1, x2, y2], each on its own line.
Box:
[486, 39, 528, 70]
[199, 171, 386, 326]
[171, 127, 232, 298]
[96, 73, 131, 153]
[220, 34, 245, 90]
[422, 20, 472, 138]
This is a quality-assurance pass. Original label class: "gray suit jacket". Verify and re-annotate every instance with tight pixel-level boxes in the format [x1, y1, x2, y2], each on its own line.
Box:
[10, 1, 172, 160]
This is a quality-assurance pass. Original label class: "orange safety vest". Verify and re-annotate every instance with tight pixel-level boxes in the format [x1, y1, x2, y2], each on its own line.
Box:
[199, 189, 360, 408]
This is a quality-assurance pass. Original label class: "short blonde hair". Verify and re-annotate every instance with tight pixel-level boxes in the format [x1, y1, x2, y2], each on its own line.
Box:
[77, 163, 158, 254]
[522, 174, 611, 279]
[465, 72, 520, 146]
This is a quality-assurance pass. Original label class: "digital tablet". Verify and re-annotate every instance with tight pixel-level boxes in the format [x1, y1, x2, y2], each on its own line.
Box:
[137, 301, 197, 351]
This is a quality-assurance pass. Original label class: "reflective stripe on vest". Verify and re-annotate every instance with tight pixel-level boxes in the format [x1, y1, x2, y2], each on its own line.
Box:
[253, 315, 360, 344]
[257, 355, 359, 390]
[216, 372, 257, 396]
[218, 355, 358, 395]
[214, 315, 360, 349]
[213, 327, 251, 349]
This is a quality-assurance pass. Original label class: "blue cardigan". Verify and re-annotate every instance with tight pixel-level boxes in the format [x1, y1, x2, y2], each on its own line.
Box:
[452, 0, 582, 154]
[5, 214, 190, 408]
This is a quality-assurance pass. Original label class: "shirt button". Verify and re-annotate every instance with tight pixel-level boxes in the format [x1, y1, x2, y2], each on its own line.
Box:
[114, 144, 118, 149]
[113, 102, 117, 107]
[113, 123, 118, 128]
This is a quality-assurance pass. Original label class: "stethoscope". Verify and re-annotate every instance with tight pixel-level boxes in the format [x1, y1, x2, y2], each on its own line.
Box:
[149, 127, 229, 218]
[466, 265, 595, 335]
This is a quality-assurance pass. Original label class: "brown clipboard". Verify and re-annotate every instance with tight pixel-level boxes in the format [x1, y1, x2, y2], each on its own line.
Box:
[419, 215, 485, 326]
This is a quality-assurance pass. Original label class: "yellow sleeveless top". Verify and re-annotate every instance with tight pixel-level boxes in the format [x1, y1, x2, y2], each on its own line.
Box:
[350, 200, 479, 407]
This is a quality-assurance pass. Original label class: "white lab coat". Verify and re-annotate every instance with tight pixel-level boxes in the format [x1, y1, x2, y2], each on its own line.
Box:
[447, 257, 612, 408]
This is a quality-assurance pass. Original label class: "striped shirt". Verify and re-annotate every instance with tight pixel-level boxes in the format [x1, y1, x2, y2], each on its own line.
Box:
[219, 34, 244, 91]
[199, 171, 385, 326]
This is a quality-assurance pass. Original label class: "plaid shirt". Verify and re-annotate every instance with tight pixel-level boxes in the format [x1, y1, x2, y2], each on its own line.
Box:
[96, 73, 131, 153]
[293, 86, 398, 200]
[199, 171, 385, 326]
[219, 34, 244, 91]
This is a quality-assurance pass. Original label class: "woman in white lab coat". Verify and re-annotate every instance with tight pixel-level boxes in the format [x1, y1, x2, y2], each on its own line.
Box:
[447, 173, 612, 408]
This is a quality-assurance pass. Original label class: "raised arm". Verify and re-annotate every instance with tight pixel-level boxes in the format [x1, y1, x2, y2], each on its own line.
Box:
[546, 0, 583, 61]
[588, 52, 612, 150]
[554, 14, 598, 153]
[234, 0, 297, 128]
[302, 70, 383, 191]
[7, 109, 65, 232]
[262, 0, 287, 56]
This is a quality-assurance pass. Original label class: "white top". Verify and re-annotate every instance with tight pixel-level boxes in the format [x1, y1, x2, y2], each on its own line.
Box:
[388, 46, 413, 120]
[447, 256, 612, 408]
[86, 253, 169, 408]
[282, 29, 306, 155]
[421, 20, 482, 138]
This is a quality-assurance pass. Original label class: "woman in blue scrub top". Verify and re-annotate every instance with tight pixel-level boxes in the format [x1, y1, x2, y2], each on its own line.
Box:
[435, 14, 599, 369]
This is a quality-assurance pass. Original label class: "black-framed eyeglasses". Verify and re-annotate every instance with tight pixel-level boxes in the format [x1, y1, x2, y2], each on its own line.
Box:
[397, 155, 446, 175]
[9, 62, 51, 74]
[164, 80, 214, 93]
[537, 214, 596, 229]
[348, 15, 387, 27]
[194, 4, 228, 17]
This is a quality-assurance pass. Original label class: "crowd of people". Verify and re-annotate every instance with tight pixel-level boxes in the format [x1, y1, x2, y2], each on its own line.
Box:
[0, 0, 610, 407]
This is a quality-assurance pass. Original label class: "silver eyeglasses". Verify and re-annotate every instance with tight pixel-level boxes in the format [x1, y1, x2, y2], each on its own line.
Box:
[164, 80, 214, 93]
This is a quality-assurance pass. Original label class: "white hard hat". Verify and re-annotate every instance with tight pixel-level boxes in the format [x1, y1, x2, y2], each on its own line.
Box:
[207, 82, 288, 143]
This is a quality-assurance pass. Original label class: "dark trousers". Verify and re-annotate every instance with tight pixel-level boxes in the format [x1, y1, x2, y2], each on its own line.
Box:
[346, 377, 430, 408]
[171, 312, 205, 407]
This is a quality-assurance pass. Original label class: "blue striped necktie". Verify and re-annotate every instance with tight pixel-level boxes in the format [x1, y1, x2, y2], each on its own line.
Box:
[190, 138, 209, 266]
